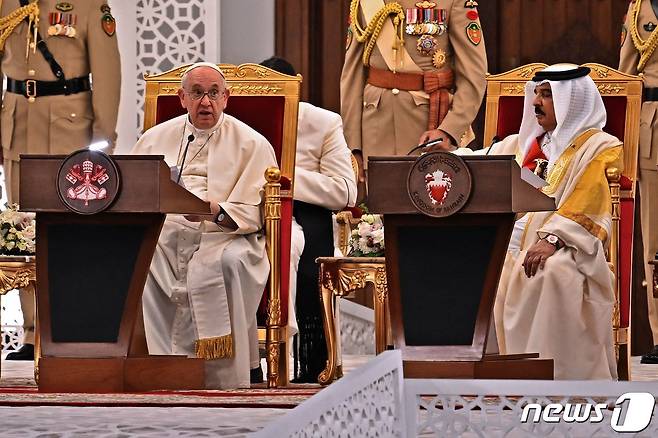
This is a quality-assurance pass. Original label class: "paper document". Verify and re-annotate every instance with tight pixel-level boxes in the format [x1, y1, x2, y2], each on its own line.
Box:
[521, 167, 549, 188]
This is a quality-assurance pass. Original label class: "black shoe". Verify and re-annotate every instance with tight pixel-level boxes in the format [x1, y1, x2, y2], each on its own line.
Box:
[250, 365, 264, 384]
[641, 345, 658, 364]
[5, 344, 34, 361]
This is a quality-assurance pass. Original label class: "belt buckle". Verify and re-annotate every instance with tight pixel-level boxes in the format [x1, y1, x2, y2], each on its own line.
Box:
[25, 79, 37, 102]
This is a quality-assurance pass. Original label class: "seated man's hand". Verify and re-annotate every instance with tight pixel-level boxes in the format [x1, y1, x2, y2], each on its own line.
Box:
[417, 129, 457, 153]
[184, 201, 220, 223]
[522, 239, 557, 278]
[353, 150, 367, 204]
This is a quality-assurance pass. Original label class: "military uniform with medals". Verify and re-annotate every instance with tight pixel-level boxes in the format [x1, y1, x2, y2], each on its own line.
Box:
[0, 0, 121, 359]
[620, 0, 658, 363]
[341, 0, 487, 166]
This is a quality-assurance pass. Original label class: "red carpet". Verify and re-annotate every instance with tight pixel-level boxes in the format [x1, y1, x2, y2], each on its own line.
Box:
[0, 385, 321, 408]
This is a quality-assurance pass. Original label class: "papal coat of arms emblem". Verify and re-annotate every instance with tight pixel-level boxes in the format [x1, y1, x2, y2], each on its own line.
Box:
[57, 150, 120, 214]
[65, 160, 109, 205]
[407, 152, 472, 218]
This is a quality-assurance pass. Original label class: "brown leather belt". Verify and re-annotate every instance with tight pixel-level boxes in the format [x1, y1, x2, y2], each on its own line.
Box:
[367, 67, 454, 130]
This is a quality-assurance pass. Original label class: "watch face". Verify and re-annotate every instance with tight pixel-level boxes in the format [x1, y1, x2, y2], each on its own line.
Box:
[546, 235, 558, 244]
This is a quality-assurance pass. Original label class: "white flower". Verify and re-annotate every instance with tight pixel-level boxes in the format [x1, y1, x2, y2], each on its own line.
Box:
[372, 228, 384, 245]
[357, 221, 371, 236]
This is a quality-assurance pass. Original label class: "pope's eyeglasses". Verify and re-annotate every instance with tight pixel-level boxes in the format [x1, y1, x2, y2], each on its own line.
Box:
[185, 89, 223, 101]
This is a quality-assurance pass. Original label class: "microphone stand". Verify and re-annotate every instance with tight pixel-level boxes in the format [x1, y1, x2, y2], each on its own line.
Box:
[176, 134, 195, 184]
[407, 138, 444, 155]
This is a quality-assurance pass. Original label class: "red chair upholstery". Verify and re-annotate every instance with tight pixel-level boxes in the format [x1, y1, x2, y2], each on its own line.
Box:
[484, 63, 642, 379]
[143, 63, 301, 387]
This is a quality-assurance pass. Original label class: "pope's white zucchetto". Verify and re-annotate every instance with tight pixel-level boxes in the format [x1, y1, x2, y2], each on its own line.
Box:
[182, 62, 225, 79]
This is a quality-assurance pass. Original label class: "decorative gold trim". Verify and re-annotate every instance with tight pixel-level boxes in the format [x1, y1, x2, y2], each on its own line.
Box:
[0, 259, 36, 295]
[194, 334, 234, 359]
[267, 342, 279, 387]
[335, 210, 360, 256]
[590, 65, 609, 78]
[264, 167, 288, 387]
[375, 267, 388, 304]
[228, 84, 284, 95]
[501, 84, 525, 95]
[597, 83, 625, 94]
[317, 257, 387, 385]
[607, 167, 627, 378]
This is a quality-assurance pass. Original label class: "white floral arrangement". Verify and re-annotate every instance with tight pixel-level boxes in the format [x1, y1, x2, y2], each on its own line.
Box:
[0, 204, 36, 255]
[348, 213, 384, 257]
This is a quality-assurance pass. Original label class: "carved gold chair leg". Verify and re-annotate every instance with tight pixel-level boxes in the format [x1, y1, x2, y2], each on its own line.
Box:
[607, 167, 630, 380]
[317, 257, 388, 384]
[318, 272, 338, 385]
[265, 167, 289, 388]
[373, 266, 388, 354]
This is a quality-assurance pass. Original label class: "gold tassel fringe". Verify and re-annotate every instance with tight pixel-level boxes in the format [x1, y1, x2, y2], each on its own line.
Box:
[195, 334, 234, 360]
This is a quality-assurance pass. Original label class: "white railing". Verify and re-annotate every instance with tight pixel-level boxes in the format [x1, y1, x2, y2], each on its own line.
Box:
[255, 352, 658, 437]
[405, 379, 658, 437]
[253, 350, 406, 437]
[1, 325, 23, 352]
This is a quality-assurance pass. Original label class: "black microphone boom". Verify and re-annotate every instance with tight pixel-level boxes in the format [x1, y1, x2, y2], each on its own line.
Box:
[407, 138, 443, 155]
[177, 134, 195, 184]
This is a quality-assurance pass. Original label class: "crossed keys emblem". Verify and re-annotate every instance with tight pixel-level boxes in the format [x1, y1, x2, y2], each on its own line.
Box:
[65, 159, 110, 206]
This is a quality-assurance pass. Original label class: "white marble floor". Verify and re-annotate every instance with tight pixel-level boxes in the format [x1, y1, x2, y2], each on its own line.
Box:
[0, 354, 656, 437]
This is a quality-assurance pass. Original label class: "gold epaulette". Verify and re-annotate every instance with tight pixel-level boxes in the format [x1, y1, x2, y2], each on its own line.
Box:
[0, 1, 39, 57]
[630, 0, 658, 71]
[349, 0, 404, 66]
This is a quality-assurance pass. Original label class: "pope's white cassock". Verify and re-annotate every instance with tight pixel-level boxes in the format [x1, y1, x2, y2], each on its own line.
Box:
[130, 112, 277, 389]
[460, 68, 620, 379]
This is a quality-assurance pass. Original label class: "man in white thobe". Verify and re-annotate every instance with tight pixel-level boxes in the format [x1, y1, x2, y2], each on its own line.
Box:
[131, 62, 277, 389]
[442, 64, 620, 380]
[260, 56, 357, 382]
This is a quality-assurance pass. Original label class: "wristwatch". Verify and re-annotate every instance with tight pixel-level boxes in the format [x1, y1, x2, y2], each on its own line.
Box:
[544, 234, 561, 250]
[215, 205, 225, 224]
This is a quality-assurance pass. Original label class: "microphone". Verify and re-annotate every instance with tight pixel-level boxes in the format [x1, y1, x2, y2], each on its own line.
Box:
[177, 134, 195, 184]
[407, 138, 443, 155]
[485, 136, 501, 156]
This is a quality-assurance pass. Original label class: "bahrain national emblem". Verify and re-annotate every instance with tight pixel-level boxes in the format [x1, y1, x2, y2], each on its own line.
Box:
[407, 151, 472, 218]
[425, 168, 452, 205]
[57, 149, 120, 214]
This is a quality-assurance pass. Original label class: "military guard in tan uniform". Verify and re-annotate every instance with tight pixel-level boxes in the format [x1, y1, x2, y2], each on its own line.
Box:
[341, 0, 487, 169]
[0, 0, 121, 360]
[620, 0, 658, 364]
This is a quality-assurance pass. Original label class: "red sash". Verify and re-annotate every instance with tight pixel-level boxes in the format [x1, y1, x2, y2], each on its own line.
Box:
[521, 135, 547, 172]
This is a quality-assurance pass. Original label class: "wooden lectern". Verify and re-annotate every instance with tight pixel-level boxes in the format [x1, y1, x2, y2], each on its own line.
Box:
[368, 154, 555, 379]
[20, 153, 209, 392]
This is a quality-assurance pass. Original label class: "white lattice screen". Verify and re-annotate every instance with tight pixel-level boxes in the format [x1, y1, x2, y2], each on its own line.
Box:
[114, 0, 220, 151]
[135, 0, 209, 135]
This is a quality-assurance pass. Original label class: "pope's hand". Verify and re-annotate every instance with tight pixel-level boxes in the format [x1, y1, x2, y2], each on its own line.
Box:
[184, 201, 220, 223]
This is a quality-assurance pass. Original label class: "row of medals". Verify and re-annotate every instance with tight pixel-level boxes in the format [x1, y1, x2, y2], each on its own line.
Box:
[48, 12, 77, 37]
[406, 2, 446, 69]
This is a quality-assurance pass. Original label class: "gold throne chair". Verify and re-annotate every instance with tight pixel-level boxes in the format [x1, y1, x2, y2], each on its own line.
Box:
[484, 63, 642, 380]
[143, 63, 301, 387]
